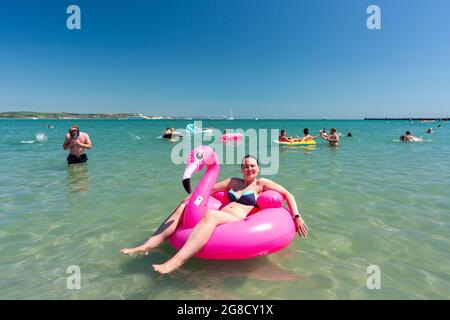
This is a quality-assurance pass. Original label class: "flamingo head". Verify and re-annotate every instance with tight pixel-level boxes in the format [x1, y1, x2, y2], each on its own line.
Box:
[182, 145, 218, 193]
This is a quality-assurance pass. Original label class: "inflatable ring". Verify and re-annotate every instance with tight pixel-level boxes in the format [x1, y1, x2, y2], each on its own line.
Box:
[168, 145, 296, 259]
[220, 133, 243, 142]
[275, 140, 316, 146]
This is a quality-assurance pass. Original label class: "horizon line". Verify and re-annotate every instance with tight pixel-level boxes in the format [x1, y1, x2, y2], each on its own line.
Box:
[2, 111, 450, 121]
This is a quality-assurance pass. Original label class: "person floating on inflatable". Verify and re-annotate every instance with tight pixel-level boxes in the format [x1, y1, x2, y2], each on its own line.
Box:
[279, 130, 301, 143]
[121, 146, 308, 274]
[301, 128, 316, 142]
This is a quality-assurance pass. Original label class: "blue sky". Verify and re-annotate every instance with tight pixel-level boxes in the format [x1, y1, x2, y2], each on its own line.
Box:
[1, 0, 449, 118]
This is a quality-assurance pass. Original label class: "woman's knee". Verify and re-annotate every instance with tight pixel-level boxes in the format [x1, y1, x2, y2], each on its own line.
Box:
[202, 210, 217, 224]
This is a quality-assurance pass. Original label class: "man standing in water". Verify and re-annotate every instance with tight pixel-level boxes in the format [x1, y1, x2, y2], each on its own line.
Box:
[319, 128, 340, 146]
[63, 125, 92, 165]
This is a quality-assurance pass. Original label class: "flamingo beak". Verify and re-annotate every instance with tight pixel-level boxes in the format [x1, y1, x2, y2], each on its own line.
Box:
[182, 162, 198, 194]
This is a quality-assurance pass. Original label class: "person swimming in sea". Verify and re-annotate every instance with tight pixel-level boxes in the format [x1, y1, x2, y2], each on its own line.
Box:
[162, 127, 174, 139]
[162, 127, 182, 139]
[400, 131, 421, 142]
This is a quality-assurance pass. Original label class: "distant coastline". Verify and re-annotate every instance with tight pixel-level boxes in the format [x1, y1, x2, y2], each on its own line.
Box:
[1, 111, 449, 121]
[0, 111, 177, 120]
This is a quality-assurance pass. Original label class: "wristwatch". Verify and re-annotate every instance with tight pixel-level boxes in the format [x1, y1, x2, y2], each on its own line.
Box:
[294, 214, 301, 219]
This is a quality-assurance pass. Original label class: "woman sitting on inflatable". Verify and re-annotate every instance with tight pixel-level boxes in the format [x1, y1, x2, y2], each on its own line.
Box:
[121, 149, 309, 274]
[301, 128, 316, 142]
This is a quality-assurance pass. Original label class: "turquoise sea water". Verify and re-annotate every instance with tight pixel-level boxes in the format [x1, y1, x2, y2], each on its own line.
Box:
[0, 119, 449, 299]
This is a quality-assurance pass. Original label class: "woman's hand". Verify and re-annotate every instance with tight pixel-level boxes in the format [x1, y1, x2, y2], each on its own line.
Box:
[295, 216, 309, 238]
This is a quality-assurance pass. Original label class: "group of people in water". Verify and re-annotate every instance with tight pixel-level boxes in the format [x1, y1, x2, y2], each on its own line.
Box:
[59, 122, 443, 274]
[399, 126, 439, 142]
[279, 128, 348, 146]
[60, 123, 442, 165]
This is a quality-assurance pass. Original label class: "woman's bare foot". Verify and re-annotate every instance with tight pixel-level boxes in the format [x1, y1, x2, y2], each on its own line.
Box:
[120, 244, 153, 256]
[152, 260, 183, 274]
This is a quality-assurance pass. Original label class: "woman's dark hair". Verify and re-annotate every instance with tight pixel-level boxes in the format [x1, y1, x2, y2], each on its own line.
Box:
[405, 131, 411, 135]
[303, 128, 309, 135]
[280, 129, 286, 135]
[241, 154, 259, 167]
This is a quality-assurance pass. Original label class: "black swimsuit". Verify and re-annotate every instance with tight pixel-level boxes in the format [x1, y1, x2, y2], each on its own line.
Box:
[227, 189, 257, 206]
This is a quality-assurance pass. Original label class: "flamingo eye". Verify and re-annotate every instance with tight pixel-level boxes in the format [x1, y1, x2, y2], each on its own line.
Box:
[195, 152, 204, 160]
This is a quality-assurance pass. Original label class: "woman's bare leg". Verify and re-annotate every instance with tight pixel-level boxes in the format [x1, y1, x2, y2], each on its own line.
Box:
[153, 210, 241, 274]
[120, 201, 187, 255]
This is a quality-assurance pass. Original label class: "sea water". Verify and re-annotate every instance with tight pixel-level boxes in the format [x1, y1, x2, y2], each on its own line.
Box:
[0, 119, 449, 299]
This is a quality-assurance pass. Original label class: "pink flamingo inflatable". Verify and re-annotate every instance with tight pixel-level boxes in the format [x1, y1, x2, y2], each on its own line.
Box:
[168, 145, 296, 259]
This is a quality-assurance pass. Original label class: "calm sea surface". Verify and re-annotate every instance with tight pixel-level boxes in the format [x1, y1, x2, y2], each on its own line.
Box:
[0, 119, 449, 299]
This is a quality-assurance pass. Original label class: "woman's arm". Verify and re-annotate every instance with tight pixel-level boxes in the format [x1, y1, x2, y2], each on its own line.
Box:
[212, 178, 233, 193]
[260, 178, 309, 238]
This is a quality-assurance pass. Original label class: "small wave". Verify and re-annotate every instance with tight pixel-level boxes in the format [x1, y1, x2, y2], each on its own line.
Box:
[128, 132, 142, 140]
[21, 140, 35, 144]
[35, 132, 48, 142]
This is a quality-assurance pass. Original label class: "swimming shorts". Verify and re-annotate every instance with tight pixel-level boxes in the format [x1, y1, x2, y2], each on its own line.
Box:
[67, 153, 88, 165]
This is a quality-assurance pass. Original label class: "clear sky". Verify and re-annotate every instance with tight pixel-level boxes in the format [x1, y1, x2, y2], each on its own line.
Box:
[1, 0, 449, 118]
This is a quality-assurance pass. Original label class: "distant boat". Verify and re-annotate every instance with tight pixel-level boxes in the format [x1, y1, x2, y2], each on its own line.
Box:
[208, 115, 227, 120]
[254, 117, 259, 121]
